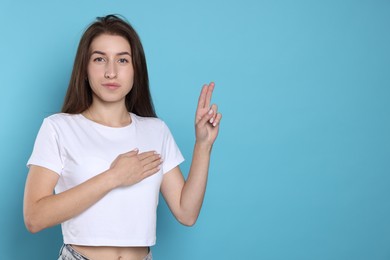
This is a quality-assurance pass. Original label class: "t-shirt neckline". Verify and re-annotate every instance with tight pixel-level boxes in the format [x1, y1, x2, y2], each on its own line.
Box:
[77, 112, 134, 130]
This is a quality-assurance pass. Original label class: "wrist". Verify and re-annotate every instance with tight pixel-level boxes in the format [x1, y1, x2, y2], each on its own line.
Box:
[194, 141, 213, 153]
[103, 168, 121, 190]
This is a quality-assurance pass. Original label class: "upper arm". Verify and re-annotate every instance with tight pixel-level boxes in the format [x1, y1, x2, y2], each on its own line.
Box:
[23, 165, 59, 215]
[160, 166, 185, 219]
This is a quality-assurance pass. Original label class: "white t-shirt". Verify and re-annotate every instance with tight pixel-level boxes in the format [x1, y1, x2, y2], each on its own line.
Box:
[27, 113, 184, 246]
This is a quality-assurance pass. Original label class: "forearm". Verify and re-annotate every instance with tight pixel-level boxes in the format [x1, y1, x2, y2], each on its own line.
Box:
[25, 169, 117, 233]
[162, 82, 221, 226]
[25, 150, 161, 233]
[180, 142, 212, 224]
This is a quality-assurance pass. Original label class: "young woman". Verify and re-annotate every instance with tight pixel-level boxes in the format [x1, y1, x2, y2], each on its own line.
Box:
[23, 15, 221, 260]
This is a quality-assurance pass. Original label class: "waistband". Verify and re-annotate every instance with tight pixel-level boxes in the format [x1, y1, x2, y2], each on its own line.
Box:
[59, 244, 153, 260]
[59, 244, 89, 259]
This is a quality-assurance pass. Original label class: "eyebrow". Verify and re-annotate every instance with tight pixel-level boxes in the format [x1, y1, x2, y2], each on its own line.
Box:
[91, 50, 132, 56]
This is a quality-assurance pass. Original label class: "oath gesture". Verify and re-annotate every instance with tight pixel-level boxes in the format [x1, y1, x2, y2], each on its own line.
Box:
[195, 82, 222, 146]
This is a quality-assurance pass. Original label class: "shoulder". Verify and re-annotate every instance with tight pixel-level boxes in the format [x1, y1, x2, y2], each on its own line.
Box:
[45, 113, 77, 121]
[131, 113, 165, 129]
[44, 113, 80, 124]
[41, 113, 82, 132]
[130, 113, 175, 138]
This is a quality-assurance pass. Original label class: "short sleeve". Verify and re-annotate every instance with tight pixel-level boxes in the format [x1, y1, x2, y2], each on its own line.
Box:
[27, 118, 63, 175]
[161, 122, 185, 174]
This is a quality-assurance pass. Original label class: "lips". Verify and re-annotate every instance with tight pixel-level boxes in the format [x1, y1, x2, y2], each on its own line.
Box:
[102, 82, 120, 90]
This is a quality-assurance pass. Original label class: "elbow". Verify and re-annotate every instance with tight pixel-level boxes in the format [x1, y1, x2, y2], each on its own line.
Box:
[177, 215, 198, 227]
[25, 219, 43, 234]
[25, 225, 40, 234]
[181, 220, 196, 227]
[24, 213, 44, 234]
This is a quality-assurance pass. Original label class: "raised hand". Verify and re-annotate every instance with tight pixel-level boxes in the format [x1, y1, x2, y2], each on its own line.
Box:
[195, 82, 222, 146]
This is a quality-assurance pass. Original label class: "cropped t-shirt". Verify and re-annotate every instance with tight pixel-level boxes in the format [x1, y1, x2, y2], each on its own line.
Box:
[27, 113, 184, 246]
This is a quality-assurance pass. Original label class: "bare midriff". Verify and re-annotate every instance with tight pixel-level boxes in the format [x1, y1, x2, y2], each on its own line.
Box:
[71, 245, 149, 260]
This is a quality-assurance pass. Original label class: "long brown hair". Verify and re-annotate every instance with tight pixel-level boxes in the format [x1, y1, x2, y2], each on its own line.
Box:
[62, 15, 156, 117]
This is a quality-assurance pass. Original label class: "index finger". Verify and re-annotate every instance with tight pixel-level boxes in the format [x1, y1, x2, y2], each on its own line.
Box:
[204, 82, 215, 109]
[197, 82, 215, 110]
[197, 84, 208, 110]
[138, 151, 159, 160]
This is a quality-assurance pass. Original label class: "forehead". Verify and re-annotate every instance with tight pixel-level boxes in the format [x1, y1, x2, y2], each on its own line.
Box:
[90, 34, 131, 53]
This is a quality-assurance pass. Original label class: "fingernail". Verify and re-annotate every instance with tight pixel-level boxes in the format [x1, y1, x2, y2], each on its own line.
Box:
[210, 117, 214, 124]
[213, 122, 217, 127]
[208, 109, 213, 115]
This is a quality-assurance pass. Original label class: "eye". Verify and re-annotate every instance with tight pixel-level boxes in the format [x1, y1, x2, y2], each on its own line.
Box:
[118, 58, 129, 64]
[93, 57, 105, 63]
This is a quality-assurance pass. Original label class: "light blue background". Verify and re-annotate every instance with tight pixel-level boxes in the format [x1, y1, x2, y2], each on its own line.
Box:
[1, 0, 389, 259]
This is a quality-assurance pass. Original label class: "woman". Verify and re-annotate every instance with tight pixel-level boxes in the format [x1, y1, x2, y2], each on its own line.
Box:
[23, 15, 221, 260]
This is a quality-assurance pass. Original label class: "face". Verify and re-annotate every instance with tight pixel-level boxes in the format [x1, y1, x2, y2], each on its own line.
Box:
[87, 34, 134, 106]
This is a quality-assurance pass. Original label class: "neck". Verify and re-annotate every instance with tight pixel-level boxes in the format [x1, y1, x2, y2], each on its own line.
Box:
[84, 102, 131, 127]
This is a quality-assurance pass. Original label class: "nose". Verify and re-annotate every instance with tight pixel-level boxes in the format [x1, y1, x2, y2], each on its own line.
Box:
[104, 61, 117, 79]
